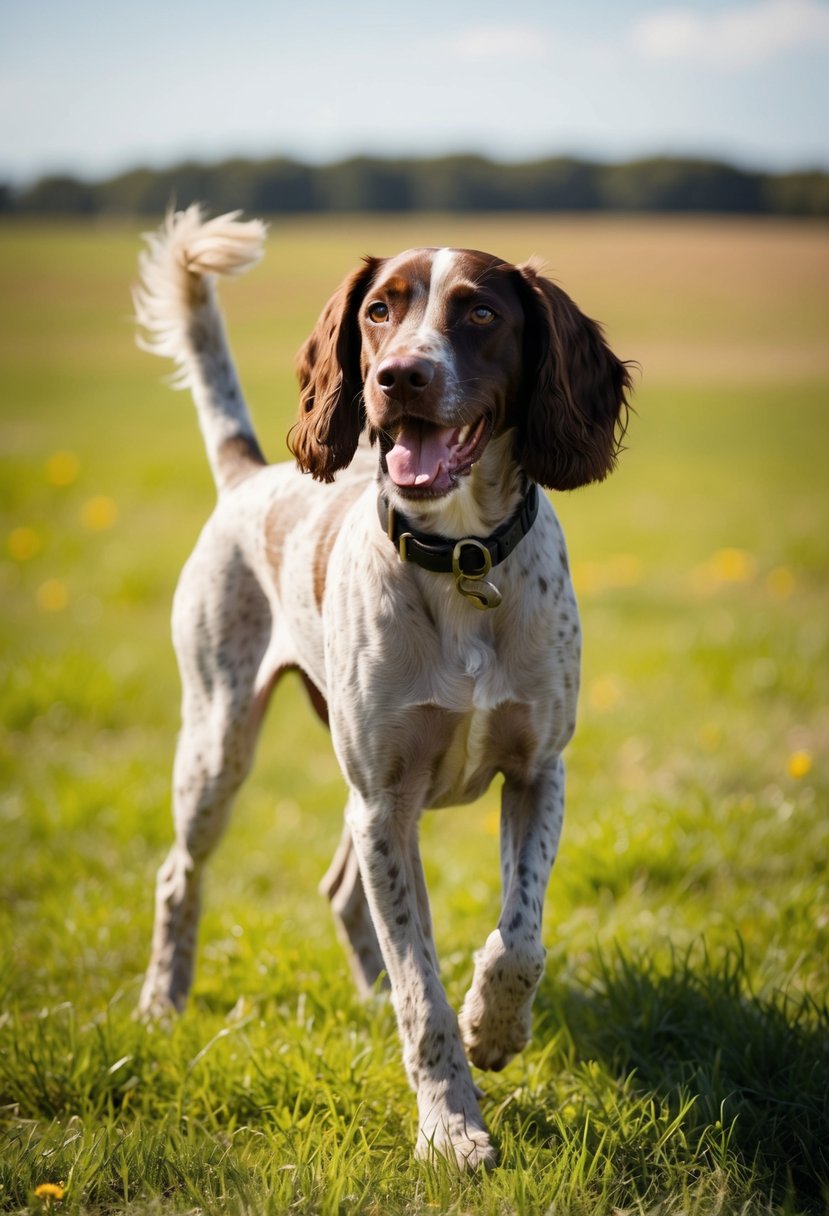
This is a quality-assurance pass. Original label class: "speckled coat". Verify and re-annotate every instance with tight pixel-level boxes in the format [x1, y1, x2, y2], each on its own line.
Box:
[134, 207, 631, 1169]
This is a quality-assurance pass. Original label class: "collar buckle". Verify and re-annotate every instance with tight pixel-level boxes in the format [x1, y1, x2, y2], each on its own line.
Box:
[451, 538, 491, 579]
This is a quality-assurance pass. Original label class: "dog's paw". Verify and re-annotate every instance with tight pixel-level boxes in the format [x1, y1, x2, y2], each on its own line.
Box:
[415, 1070, 496, 1170]
[416, 1115, 497, 1171]
[459, 930, 544, 1071]
[459, 995, 532, 1072]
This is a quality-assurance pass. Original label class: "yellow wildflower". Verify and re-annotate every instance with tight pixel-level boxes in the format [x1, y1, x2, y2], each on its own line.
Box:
[36, 578, 69, 613]
[7, 526, 42, 561]
[81, 495, 118, 531]
[710, 548, 757, 583]
[788, 750, 812, 780]
[34, 1182, 66, 1200]
[46, 450, 80, 487]
[484, 808, 499, 837]
[692, 547, 758, 595]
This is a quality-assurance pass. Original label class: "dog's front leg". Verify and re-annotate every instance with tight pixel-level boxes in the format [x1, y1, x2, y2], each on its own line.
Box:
[459, 756, 565, 1071]
[346, 790, 496, 1170]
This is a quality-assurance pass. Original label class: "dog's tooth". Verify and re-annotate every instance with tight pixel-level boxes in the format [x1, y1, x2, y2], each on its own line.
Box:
[457, 425, 470, 445]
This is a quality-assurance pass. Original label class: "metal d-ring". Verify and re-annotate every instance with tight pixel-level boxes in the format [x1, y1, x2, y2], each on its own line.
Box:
[452, 539, 502, 610]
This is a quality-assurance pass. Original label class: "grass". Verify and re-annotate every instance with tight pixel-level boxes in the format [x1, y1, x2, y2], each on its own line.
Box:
[0, 213, 827, 1214]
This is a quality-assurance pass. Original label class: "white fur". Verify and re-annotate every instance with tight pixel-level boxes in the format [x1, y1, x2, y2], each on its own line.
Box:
[417, 247, 456, 338]
[134, 206, 267, 489]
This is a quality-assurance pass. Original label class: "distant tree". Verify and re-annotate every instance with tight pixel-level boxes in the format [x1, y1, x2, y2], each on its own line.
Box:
[98, 168, 172, 215]
[502, 159, 602, 210]
[404, 156, 502, 210]
[764, 171, 829, 217]
[19, 175, 100, 214]
[8, 155, 829, 217]
[600, 158, 764, 212]
[220, 159, 318, 213]
[315, 158, 414, 211]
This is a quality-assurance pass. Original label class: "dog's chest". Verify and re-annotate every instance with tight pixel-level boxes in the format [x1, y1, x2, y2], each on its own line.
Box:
[420, 614, 577, 805]
[427, 700, 535, 807]
[425, 576, 575, 708]
[437, 628, 512, 711]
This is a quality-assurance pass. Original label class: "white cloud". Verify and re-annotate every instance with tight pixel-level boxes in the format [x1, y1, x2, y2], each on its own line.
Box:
[451, 24, 554, 62]
[631, 0, 829, 69]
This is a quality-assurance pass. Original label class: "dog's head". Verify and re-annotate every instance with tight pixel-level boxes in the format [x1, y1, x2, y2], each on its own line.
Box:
[290, 248, 631, 500]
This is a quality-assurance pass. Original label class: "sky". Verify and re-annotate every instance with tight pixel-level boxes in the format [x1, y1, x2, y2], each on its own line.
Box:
[1, 0, 828, 185]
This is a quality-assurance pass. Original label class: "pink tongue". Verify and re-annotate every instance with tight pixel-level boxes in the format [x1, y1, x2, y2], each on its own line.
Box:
[386, 420, 457, 487]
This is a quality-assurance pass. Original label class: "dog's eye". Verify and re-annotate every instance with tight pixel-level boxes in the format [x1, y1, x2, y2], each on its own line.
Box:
[469, 305, 496, 325]
[367, 301, 390, 323]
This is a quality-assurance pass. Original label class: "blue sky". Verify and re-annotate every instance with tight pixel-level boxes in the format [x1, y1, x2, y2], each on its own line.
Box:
[1, 0, 828, 184]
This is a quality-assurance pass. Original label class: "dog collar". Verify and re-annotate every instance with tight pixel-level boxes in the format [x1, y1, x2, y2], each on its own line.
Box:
[378, 483, 539, 610]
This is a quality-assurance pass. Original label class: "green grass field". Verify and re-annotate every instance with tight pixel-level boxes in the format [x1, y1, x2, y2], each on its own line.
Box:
[1, 214, 827, 1215]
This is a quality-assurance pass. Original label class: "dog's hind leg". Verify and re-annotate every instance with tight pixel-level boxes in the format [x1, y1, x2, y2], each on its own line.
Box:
[320, 820, 387, 996]
[139, 528, 274, 1017]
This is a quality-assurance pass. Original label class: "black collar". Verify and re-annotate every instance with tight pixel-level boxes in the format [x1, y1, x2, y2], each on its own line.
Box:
[378, 483, 539, 579]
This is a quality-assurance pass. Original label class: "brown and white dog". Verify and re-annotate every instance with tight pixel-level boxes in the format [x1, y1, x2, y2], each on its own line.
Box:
[135, 207, 631, 1168]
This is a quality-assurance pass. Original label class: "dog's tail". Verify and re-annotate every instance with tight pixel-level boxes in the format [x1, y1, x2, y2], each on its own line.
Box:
[134, 205, 268, 494]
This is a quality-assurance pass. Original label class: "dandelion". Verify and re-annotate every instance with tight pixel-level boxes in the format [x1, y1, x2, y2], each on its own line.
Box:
[710, 548, 757, 583]
[81, 495, 118, 531]
[34, 1181, 66, 1202]
[7, 526, 42, 561]
[36, 578, 69, 613]
[692, 547, 758, 595]
[46, 450, 80, 487]
[788, 750, 812, 780]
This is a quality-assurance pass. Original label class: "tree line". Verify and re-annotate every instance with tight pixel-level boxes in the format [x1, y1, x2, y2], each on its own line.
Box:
[3, 154, 828, 217]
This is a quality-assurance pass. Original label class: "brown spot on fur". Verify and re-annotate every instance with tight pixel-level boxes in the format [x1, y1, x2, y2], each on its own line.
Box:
[312, 481, 365, 610]
[262, 494, 311, 587]
[185, 271, 210, 311]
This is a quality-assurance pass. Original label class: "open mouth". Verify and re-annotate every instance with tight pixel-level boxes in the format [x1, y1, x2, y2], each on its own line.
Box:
[384, 415, 491, 497]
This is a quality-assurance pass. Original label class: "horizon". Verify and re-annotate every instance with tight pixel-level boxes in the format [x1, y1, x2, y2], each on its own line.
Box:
[10, 146, 828, 193]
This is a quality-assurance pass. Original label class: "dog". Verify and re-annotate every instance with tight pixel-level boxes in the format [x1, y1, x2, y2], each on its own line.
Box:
[135, 207, 631, 1168]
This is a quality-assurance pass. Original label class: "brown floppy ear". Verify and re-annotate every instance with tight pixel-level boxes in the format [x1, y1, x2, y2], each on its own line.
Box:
[289, 257, 382, 482]
[514, 261, 632, 491]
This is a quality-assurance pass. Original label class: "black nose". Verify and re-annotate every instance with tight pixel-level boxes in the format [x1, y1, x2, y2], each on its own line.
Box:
[375, 354, 435, 398]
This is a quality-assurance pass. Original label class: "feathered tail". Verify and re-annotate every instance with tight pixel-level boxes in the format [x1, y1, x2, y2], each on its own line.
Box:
[134, 205, 268, 493]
